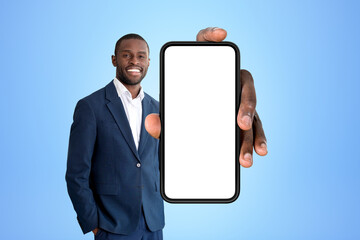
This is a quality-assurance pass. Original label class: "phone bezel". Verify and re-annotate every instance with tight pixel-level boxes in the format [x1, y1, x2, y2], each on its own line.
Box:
[159, 41, 241, 203]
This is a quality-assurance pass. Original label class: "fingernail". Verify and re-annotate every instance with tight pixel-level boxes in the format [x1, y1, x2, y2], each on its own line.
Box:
[241, 115, 252, 128]
[212, 27, 220, 31]
[261, 143, 267, 152]
[244, 153, 252, 163]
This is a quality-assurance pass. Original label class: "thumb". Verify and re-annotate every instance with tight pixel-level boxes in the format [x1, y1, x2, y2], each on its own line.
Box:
[145, 113, 161, 139]
[196, 27, 227, 42]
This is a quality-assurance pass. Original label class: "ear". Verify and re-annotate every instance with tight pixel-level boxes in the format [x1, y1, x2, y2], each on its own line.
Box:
[148, 58, 150, 67]
[111, 55, 117, 67]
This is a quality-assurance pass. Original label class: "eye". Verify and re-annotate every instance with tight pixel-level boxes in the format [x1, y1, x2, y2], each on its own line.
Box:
[139, 55, 145, 59]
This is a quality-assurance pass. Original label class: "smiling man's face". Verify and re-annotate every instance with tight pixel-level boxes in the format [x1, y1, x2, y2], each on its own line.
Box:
[112, 39, 150, 86]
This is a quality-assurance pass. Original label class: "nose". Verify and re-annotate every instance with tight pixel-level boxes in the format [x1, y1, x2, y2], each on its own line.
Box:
[129, 55, 139, 65]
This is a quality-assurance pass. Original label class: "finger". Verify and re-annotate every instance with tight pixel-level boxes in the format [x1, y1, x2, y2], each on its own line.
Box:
[196, 27, 227, 42]
[237, 69, 256, 130]
[239, 128, 254, 168]
[145, 113, 161, 139]
[253, 110, 268, 156]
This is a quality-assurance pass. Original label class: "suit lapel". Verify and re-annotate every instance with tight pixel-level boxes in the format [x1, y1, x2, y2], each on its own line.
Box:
[138, 95, 151, 156]
[105, 81, 140, 162]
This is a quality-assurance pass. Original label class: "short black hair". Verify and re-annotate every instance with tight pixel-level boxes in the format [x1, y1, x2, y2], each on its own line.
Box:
[114, 33, 150, 56]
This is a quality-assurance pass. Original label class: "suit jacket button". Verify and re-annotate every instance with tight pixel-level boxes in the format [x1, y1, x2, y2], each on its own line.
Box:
[136, 163, 141, 168]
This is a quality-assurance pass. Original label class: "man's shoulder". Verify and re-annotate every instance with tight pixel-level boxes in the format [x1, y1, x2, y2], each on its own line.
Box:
[144, 92, 159, 111]
[78, 81, 112, 105]
[81, 87, 105, 102]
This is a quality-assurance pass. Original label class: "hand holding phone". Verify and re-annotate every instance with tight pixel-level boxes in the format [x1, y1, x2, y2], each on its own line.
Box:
[145, 27, 268, 202]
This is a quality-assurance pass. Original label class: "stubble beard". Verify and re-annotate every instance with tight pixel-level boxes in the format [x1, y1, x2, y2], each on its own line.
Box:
[117, 67, 147, 86]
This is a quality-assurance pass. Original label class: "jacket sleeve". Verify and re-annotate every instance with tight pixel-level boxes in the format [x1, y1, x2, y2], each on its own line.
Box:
[65, 99, 98, 234]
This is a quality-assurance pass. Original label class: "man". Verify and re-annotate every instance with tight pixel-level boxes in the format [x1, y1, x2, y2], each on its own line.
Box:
[66, 27, 267, 240]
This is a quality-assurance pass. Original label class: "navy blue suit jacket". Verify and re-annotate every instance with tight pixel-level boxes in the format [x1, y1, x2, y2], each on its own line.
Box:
[65, 81, 164, 235]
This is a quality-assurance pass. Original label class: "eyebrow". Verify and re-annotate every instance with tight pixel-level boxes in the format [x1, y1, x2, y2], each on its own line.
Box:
[121, 50, 147, 54]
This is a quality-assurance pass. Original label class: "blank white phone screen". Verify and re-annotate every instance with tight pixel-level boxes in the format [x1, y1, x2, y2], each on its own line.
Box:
[164, 45, 236, 200]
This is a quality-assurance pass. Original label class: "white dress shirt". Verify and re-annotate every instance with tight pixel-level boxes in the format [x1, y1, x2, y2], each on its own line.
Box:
[113, 78, 144, 150]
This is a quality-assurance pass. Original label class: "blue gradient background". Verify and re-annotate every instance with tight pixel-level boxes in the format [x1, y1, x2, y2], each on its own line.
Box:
[1, 0, 359, 239]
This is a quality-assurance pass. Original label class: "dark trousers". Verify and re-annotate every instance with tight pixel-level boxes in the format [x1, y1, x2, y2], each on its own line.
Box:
[95, 207, 163, 240]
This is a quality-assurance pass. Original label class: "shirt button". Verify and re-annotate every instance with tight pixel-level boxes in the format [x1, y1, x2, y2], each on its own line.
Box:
[136, 163, 141, 168]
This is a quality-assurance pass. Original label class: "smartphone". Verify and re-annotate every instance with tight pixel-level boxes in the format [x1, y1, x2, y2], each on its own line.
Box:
[159, 41, 241, 203]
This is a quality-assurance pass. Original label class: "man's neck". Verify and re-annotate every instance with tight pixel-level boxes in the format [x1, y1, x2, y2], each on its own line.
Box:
[122, 83, 141, 99]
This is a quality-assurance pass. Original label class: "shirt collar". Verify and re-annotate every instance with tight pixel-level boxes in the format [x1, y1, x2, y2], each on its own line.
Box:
[113, 78, 144, 101]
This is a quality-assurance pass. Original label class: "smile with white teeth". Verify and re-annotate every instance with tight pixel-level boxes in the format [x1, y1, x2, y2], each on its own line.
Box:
[127, 69, 140, 72]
